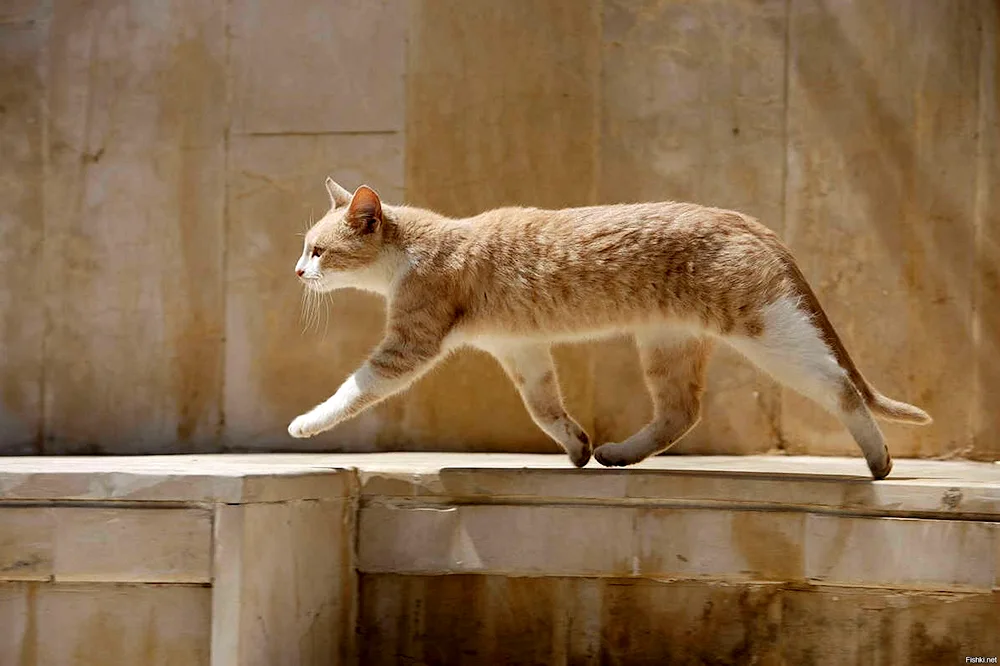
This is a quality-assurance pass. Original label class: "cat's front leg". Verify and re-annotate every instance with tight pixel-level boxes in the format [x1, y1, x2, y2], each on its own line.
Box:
[288, 322, 445, 438]
[288, 369, 375, 438]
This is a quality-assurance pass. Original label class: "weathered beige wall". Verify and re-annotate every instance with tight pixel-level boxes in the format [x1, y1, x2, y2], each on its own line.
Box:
[0, 0, 46, 455]
[0, 0, 997, 458]
[782, 1, 987, 460]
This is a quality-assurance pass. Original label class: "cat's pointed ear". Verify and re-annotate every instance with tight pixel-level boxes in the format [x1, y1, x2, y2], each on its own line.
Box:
[325, 177, 352, 208]
[346, 185, 383, 233]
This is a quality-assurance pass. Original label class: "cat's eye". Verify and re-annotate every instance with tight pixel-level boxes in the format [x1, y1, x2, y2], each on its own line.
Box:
[311, 246, 324, 258]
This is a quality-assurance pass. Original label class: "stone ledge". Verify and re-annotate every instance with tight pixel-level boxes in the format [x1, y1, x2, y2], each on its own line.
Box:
[351, 453, 1000, 520]
[0, 453, 998, 665]
[347, 454, 1000, 591]
[0, 456, 359, 503]
[2, 453, 997, 515]
[358, 498, 999, 592]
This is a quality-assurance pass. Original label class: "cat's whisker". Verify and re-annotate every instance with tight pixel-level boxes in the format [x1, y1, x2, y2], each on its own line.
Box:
[322, 291, 333, 338]
[299, 288, 310, 335]
[301, 286, 323, 335]
[301, 207, 314, 235]
[305, 289, 317, 333]
[311, 288, 324, 334]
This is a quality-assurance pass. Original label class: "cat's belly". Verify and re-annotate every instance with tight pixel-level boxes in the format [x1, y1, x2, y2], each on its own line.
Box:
[451, 327, 619, 351]
[445, 316, 702, 352]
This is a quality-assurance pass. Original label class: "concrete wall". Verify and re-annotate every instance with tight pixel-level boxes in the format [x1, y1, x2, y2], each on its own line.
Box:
[1, 0, 997, 458]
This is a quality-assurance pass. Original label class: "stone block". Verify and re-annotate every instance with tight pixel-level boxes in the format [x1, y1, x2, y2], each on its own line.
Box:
[0, 582, 211, 666]
[53, 508, 212, 583]
[358, 574, 999, 665]
[0, 456, 358, 665]
[229, 0, 405, 134]
[0, 583, 30, 663]
[0, 509, 53, 581]
[636, 508, 805, 581]
[995, 522, 1000, 590]
[0, 12, 47, 453]
[0, 507, 212, 583]
[407, 0, 600, 216]
[211, 498, 356, 666]
[781, 586, 1000, 665]
[42, 0, 227, 452]
[358, 504, 634, 576]
[357, 574, 784, 666]
[805, 514, 996, 591]
[974, 1, 1000, 461]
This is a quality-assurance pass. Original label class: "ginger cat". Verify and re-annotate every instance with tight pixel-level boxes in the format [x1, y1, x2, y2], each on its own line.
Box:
[288, 178, 931, 479]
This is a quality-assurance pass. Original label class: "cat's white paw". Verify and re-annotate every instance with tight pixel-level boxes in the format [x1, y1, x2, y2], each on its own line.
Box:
[288, 413, 322, 438]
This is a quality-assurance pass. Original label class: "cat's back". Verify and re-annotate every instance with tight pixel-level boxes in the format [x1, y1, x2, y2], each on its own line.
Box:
[445, 199, 781, 310]
[466, 201, 696, 228]
[461, 200, 778, 256]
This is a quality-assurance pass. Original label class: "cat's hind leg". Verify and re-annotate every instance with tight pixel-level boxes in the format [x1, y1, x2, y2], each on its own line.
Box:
[726, 296, 892, 479]
[492, 343, 592, 467]
[594, 330, 713, 467]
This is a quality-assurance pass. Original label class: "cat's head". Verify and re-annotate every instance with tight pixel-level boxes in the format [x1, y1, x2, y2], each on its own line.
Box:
[295, 178, 388, 292]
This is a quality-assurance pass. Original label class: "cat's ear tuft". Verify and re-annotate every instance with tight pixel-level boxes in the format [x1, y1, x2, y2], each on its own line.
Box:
[325, 177, 353, 208]
[346, 185, 383, 234]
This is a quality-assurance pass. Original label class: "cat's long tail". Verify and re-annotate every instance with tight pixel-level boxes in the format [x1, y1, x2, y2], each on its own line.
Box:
[784, 256, 933, 426]
[865, 389, 932, 424]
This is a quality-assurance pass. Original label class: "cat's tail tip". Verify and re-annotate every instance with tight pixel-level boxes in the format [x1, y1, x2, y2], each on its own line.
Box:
[867, 391, 932, 425]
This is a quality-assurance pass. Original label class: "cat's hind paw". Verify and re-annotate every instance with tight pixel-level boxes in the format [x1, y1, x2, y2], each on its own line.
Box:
[567, 430, 592, 468]
[594, 440, 648, 467]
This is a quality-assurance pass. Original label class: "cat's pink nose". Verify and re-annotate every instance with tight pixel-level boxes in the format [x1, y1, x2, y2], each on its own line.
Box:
[295, 268, 305, 277]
